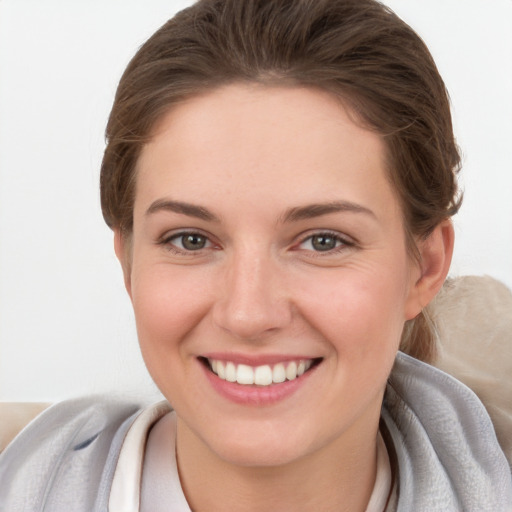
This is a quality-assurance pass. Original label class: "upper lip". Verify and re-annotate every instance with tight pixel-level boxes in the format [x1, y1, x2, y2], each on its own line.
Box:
[200, 353, 321, 366]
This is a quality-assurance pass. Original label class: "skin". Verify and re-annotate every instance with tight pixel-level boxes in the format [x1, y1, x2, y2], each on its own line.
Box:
[116, 84, 453, 511]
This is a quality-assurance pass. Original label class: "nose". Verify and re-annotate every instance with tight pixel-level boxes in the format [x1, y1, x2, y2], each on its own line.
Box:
[212, 251, 292, 341]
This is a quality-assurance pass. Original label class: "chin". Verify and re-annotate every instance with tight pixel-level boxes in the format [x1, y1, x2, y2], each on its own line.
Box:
[189, 415, 322, 469]
[214, 437, 309, 468]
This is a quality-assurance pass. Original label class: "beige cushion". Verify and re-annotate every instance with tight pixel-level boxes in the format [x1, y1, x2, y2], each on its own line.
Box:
[0, 403, 50, 453]
[432, 275, 512, 463]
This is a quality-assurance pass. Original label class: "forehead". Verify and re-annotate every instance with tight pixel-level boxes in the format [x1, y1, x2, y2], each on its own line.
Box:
[135, 84, 399, 221]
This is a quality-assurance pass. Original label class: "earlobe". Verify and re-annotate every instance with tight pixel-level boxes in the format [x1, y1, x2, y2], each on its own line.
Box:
[405, 220, 455, 320]
[114, 230, 133, 298]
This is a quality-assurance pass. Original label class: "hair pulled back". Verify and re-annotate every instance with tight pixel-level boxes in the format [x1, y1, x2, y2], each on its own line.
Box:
[100, 0, 462, 362]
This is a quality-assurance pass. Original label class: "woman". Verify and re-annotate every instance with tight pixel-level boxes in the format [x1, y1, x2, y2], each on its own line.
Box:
[1, 0, 511, 510]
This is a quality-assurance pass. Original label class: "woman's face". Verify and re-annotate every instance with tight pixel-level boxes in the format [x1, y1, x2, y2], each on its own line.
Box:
[123, 84, 423, 467]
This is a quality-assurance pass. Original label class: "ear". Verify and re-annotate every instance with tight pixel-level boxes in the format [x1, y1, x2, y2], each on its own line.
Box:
[405, 220, 454, 320]
[114, 229, 133, 299]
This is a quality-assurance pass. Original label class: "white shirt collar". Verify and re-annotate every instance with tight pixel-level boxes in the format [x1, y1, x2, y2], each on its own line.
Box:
[109, 402, 392, 512]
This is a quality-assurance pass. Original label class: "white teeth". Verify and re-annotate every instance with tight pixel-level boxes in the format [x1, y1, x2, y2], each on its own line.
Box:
[286, 361, 297, 381]
[236, 364, 254, 385]
[254, 365, 272, 386]
[272, 363, 286, 383]
[217, 361, 226, 379]
[225, 362, 237, 383]
[207, 358, 316, 386]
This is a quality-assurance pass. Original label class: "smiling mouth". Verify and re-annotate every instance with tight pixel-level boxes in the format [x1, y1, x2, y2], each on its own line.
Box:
[201, 357, 322, 387]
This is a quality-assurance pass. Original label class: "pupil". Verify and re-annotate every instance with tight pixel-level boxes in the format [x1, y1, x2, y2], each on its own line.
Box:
[312, 235, 336, 251]
[183, 234, 206, 250]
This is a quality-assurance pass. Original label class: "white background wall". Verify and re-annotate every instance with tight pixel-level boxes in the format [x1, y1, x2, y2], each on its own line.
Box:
[0, 0, 511, 402]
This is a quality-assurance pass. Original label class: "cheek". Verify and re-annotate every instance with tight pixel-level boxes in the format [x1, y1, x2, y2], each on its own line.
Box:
[130, 265, 212, 364]
[297, 264, 409, 358]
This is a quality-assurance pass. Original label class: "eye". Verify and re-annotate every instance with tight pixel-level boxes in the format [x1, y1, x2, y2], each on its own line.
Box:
[298, 232, 351, 252]
[163, 232, 213, 252]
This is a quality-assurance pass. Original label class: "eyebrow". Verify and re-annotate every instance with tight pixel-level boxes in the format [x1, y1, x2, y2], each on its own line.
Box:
[145, 199, 375, 224]
[281, 201, 376, 223]
[146, 199, 219, 222]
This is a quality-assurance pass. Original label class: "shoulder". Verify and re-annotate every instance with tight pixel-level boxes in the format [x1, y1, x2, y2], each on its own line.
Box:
[383, 352, 512, 510]
[0, 396, 144, 512]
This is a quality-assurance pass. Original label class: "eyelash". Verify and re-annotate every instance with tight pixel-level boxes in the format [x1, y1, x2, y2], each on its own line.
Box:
[157, 230, 215, 255]
[158, 230, 354, 256]
[295, 231, 355, 255]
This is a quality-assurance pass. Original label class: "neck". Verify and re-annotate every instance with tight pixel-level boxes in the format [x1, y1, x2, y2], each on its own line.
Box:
[175, 417, 380, 512]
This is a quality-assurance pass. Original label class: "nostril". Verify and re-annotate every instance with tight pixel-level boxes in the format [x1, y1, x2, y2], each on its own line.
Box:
[212, 259, 292, 340]
[212, 298, 293, 341]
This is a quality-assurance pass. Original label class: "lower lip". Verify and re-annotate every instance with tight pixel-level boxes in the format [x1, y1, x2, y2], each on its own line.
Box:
[201, 362, 317, 406]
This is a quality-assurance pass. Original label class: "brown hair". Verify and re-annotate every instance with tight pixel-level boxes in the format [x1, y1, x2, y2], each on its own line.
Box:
[100, 0, 462, 362]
